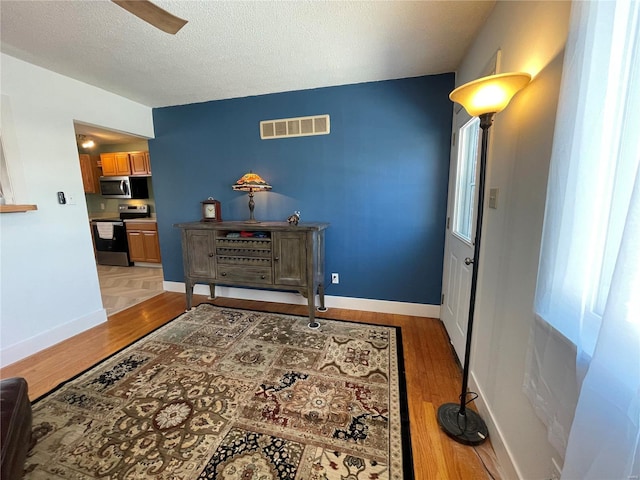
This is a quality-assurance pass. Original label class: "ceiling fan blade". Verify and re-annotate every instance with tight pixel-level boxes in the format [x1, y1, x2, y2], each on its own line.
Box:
[112, 0, 187, 35]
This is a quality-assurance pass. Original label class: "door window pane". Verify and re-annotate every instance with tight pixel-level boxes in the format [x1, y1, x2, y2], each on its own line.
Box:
[453, 117, 480, 243]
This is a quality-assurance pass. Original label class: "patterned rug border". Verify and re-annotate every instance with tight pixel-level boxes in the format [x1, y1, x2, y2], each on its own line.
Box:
[30, 302, 415, 479]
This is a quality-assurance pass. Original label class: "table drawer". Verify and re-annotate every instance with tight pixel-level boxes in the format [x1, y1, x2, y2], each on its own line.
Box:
[217, 265, 272, 284]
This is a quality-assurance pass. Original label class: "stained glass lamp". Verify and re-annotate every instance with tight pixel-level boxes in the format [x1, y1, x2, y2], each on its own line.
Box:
[232, 171, 272, 223]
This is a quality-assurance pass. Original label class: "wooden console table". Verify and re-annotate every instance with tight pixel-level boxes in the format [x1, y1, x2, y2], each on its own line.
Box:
[175, 221, 328, 327]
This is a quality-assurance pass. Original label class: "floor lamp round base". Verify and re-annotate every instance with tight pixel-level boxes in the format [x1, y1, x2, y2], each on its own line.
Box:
[437, 403, 489, 446]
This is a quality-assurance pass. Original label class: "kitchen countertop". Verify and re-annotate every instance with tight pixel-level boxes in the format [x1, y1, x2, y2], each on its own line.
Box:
[123, 218, 157, 223]
[89, 216, 157, 223]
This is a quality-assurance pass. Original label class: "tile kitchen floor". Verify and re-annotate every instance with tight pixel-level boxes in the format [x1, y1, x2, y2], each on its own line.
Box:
[97, 264, 164, 316]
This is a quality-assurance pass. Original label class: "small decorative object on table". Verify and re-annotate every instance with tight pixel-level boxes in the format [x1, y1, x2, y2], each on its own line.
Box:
[287, 211, 300, 225]
[201, 197, 222, 222]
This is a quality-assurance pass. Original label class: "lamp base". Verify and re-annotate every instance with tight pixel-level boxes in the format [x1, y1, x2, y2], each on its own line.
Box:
[437, 403, 488, 446]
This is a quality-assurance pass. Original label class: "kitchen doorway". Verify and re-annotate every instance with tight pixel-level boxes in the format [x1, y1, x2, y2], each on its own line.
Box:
[74, 121, 164, 316]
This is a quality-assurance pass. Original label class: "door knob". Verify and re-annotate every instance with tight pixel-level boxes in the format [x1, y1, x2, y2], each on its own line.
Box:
[464, 257, 474, 265]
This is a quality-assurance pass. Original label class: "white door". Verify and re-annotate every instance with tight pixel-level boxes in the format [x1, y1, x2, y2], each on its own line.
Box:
[441, 111, 481, 362]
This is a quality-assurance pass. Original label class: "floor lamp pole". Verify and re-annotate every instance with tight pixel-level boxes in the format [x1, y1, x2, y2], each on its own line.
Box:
[437, 111, 494, 446]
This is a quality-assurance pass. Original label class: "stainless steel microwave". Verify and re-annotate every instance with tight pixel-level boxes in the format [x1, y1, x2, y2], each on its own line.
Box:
[99, 176, 149, 199]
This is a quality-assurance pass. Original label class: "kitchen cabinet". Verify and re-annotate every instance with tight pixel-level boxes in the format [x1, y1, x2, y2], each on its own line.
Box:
[100, 153, 131, 176]
[129, 151, 151, 175]
[100, 151, 151, 176]
[126, 221, 161, 263]
[176, 221, 328, 325]
[79, 154, 100, 193]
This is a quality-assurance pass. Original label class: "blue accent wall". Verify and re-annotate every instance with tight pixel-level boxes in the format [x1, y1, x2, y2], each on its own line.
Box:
[150, 74, 453, 305]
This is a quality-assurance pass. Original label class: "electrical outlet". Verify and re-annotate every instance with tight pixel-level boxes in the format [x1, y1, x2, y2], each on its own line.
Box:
[489, 188, 499, 209]
[331, 273, 339, 284]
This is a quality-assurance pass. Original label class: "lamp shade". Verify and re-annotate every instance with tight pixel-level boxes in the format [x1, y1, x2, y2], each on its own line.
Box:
[232, 171, 272, 192]
[450, 72, 531, 117]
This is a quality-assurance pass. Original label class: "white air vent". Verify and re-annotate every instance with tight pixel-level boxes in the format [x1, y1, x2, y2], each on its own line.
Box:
[260, 114, 330, 139]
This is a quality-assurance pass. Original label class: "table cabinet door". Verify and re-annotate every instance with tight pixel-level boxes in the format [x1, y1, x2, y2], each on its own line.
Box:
[273, 232, 307, 286]
[186, 230, 216, 277]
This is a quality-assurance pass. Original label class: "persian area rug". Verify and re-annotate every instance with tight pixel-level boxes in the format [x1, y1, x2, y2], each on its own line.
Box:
[25, 304, 413, 479]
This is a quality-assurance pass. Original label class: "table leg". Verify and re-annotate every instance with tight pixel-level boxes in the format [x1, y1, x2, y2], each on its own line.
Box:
[307, 286, 320, 329]
[316, 283, 327, 312]
[185, 279, 194, 311]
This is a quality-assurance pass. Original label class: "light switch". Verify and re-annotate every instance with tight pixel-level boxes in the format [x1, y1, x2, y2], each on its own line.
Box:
[489, 188, 499, 209]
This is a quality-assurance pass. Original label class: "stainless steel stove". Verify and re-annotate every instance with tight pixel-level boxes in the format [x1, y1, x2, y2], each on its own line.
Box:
[92, 205, 150, 266]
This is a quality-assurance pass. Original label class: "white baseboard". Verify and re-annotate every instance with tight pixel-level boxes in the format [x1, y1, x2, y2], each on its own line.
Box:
[162, 281, 441, 318]
[1, 308, 107, 366]
[469, 370, 520, 479]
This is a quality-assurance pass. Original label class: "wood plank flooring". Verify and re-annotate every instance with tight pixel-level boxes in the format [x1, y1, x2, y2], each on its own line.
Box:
[0, 293, 502, 479]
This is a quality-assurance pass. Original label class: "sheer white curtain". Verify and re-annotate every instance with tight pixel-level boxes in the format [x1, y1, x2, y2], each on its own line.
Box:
[533, 0, 640, 478]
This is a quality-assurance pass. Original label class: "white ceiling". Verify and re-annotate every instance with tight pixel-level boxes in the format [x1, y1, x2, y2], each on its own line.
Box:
[1, 0, 495, 110]
[74, 121, 149, 145]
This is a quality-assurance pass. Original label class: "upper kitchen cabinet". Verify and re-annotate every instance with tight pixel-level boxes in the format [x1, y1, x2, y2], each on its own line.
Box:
[79, 154, 100, 193]
[101, 151, 151, 176]
[129, 151, 151, 175]
[101, 152, 131, 176]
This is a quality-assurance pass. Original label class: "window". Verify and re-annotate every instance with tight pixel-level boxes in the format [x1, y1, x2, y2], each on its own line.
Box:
[452, 117, 480, 243]
[535, 0, 640, 356]
[528, 2, 640, 475]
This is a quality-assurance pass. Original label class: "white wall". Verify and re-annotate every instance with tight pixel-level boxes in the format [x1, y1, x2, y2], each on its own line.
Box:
[451, 1, 573, 478]
[0, 54, 154, 365]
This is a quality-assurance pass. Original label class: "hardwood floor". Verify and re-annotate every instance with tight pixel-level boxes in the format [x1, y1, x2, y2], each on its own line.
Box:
[0, 293, 502, 479]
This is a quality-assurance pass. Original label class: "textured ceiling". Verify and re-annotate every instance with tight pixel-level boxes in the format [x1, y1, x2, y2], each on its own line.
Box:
[1, 0, 494, 108]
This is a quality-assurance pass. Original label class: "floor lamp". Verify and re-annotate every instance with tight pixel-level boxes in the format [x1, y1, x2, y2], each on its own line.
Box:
[437, 72, 531, 446]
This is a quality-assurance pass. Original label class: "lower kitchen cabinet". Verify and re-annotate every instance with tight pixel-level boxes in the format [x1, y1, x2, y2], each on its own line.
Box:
[126, 222, 161, 263]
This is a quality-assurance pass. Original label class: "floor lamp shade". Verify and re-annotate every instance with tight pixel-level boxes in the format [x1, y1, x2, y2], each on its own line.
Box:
[437, 72, 531, 445]
[449, 72, 531, 117]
